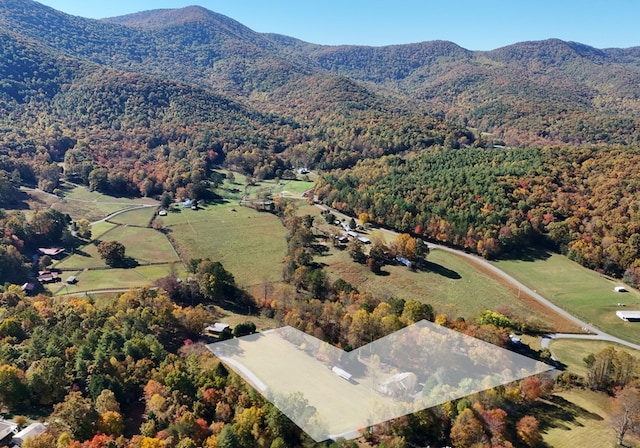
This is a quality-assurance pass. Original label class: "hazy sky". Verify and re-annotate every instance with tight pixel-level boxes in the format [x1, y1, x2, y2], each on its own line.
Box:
[35, 0, 639, 50]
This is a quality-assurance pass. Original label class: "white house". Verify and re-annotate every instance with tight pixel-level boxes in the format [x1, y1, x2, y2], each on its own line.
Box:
[0, 420, 18, 441]
[12, 422, 46, 446]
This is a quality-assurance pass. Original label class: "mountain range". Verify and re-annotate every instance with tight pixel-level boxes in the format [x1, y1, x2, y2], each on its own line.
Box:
[1, 0, 640, 204]
[2, 1, 640, 148]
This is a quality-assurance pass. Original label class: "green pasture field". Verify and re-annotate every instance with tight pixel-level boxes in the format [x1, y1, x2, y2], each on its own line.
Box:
[161, 201, 288, 288]
[319, 235, 551, 326]
[549, 338, 640, 377]
[90, 221, 118, 239]
[103, 226, 179, 264]
[541, 389, 638, 448]
[56, 226, 178, 270]
[214, 169, 314, 201]
[23, 184, 157, 222]
[107, 206, 157, 227]
[47, 263, 186, 296]
[494, 251, 640, 344]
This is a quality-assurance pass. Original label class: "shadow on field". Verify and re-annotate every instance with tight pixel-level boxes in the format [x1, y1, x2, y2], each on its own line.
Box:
[527, 394, 604, 435]
[497, 247, 553, 262]
[421, 261, 462, 279]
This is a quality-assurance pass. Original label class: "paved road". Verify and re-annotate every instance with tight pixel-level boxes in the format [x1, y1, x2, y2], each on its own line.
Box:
[90, 204, 157, 225]
[317, 204, 640, 352]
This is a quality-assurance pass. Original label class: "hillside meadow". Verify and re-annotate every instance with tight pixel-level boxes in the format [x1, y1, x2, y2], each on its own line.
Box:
[494, 252, 640, 344]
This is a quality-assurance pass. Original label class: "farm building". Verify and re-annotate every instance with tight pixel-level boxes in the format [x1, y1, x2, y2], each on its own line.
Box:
[66, 276, 78, 284]
[331, 366, 353, 381]
[616, 310, 640, 322]
[12, 422, 46, 446]
[377, 372, 417, 398]
[357, 237, 371, 244]
[38, 247, 65, 257]
[0, 420, 18, 441]
[158, 210, 168, 216]
[204, 323, 230, 337]
[36, 270, 60, 284]
[614, 286, 628, 293]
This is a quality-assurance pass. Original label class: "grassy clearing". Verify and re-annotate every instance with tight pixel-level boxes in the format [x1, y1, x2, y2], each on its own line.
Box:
[494, 251, 640, 344]
[162, 201, 288, 288]
[90, 221, 117, 239]
[212, 308, 278, 332]
[47, 263, 186, 295]
[214, 169, 314, 200]
[549, 339, 640, 377]
[319, 234, 551, 325]
[60, 226, 178, 270]
[541, 389, 628, 448]
[108, 207, 157, 227]
[56, 226, 179, 270]
[23, 184, 158, 222]
[104, 226, 179, 264]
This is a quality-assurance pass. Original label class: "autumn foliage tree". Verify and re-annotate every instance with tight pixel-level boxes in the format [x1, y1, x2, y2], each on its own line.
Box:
[97, 240, 127, 267]
[516, 415, 541, 447]
[611, 387, 640, 446]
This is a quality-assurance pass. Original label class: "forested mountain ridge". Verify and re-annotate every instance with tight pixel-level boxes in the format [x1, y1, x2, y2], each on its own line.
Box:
[3, 1, 640, 278]
[0, 1, 460, 200]
[3, 1, 640, 147]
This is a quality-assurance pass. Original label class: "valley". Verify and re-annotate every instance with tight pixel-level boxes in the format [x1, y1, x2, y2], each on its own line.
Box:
[1, 1, 640, 447]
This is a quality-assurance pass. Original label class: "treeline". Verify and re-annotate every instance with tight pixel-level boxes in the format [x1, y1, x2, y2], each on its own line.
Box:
[0, 282, 559, 448]
[317, 145, 640, 277]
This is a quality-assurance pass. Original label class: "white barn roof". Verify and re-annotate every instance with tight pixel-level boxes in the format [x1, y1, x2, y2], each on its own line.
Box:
[616, 310, 640, 321]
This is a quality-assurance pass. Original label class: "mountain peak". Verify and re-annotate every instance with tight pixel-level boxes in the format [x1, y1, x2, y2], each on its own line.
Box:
[102, 5, 232, 29]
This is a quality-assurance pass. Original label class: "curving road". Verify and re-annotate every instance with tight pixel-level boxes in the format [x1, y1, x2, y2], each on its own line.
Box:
[317, 204, 640, 352]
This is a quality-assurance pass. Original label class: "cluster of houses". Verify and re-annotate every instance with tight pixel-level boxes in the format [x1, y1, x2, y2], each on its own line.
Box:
[0, 420, 47, 447]
[334, 220, 371, 245]
[21, 247, 77, 293]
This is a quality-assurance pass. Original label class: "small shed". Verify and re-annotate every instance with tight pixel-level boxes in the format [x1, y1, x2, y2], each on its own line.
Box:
[12, 422, 46, 446]
[66, 276, 78, 284]
[614, 286, 628, 293]
[204, 323, 230, 336]
[158, 210, 167, 216]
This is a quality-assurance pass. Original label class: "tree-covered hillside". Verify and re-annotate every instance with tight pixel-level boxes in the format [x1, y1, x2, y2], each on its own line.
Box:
[317, 146, 640, 278]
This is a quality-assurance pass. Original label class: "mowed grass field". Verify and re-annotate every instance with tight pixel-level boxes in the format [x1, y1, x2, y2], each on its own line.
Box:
[47, 263, 186, 295]
[107, 206, 157, 227]
[494, 252, 640, 344]
[56, 226, 179, 270]
[24, 184, 158, 222]
[541, 389, 623, 448]
[549, 338, 640, 377]
[320, 234, 553, 326]
[161, 201, 288, 288]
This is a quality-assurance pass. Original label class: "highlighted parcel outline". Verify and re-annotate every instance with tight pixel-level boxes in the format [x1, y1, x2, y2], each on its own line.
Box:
[208, 320, 553, 442]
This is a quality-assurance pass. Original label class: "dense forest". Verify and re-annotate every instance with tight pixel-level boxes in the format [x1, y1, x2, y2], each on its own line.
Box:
[316, 146, 640, 280]
[0, 280, 576, 448]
